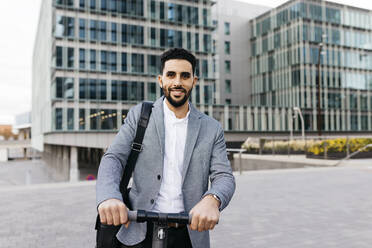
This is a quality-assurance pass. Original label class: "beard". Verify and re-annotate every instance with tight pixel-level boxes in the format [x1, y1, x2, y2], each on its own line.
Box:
[163, 85, 192, 108]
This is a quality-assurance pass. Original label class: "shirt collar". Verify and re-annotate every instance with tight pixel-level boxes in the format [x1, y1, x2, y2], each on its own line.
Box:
[163, 98, 190, 123]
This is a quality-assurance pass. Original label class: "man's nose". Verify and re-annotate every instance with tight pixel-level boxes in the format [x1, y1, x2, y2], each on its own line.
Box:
[173, 76, 182, 86]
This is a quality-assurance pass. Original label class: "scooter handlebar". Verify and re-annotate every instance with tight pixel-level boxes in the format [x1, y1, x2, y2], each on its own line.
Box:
[127, 210, 192, 224]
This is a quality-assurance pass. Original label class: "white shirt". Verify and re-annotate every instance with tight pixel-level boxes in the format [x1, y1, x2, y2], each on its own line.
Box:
[152, 99, 190, 213]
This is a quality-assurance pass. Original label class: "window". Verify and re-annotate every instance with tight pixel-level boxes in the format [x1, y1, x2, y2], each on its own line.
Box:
[67, 108, 74, 130]
[204, 85, 212, 104]
[79, 49, 85, 69]
[90, 20, 97, 40]
[79, 78, 87, 99]
[195, 33, 199, 51]
[90, 109, 98, 130]
[224, 41, 230, 54]
[350, 115, 358, 130]
[160, 2, 165, 19]
[90, 49, 96, 70]
[55, 108, 63, 130]
[111, 80, 118, 100]
[122, 24, 143, 44]
[148, 55, 160, 75]
[64, 78, 74, 98]
[147, 82, 157, 101]
[79, 109, 85, 130]
[203, 8, 208, 26]
[56, 0, 74, 6]
[56, 46, 63, 67]
[121, 110, 128, 124]
[56, 77, 63, 98]
[109, 52, 117, 71]
[202, 60, 208, 78]
[100, 51, 107, 71]
[361, 116, 368, 130]
[79, 19, 86, 39]
[225, 60, 231, 73]
[99, 21, 107, 41]
[108, 0, 116, 11]
[150, 27, 156, 46]
[203, 34, 211, 52]
[326, 7, 341, 24]
[111, 23, 117, 42]
[121, 53, 127, 72]
[99, 80, 107, 100]
[225, 80, 231, 93]
[131, 54, 144, 73]
[67, 47, 74, 68]
[80, 0, 85, 8]
[349, 93, 358, 109]
[55, 16, 75, 38]
[89, 79, 97, 99]
[224, 22, 230, 35]
[309, 4, 322, 21]
[101, 0, 107, 10]
[225, 99, 231, 105]
[187, 32, 191, 50]
[168, 3, 175, 21]
[101, 109, 117, 130]
[90, 0, 96, 9]
[150, 1, 156, 19]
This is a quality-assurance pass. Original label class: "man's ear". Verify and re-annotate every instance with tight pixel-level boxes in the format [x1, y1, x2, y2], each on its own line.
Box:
[157, 75, 163, 88]
[193, 76, 198, 87]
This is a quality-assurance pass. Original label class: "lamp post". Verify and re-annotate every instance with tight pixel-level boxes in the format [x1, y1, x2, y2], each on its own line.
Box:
[316, 33, 327, 136]
[293, 107, 305, 142]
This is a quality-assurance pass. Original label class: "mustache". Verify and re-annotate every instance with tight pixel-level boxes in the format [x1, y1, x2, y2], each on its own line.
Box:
[168, 86, 187, 93]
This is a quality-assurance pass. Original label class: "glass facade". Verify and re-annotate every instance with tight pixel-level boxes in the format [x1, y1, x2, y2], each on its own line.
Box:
[250, 0, 372, 132]
[51, 0, 215, 131]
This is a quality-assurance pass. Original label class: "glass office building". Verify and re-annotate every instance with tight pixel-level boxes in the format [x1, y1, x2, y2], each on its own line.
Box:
[36, 0, 216, 137]
[250, 0, 372, 131]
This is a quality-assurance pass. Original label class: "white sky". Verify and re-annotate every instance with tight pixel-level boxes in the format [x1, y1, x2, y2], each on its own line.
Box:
[0, 0, 371, 124]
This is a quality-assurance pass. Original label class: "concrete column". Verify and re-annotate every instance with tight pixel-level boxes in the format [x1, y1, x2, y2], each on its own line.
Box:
[224, 105, 229, 131]
[247, 107, 252, 131]
[200, 104, 205, 114]
[0, 148, 8, 162]
[70, 146, 79, 182]
[208, 105, 213, 118]
[239, 106, 244, 131]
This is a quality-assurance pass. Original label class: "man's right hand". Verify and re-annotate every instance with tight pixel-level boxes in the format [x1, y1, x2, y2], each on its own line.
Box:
[98, 198, 130, 227]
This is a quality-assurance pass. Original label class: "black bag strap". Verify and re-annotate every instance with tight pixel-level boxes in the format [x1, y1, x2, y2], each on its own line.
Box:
[119, 101, 153, 195]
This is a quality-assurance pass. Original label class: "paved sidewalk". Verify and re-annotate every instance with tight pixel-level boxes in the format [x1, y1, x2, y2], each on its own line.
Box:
[0, 160, 54, 186]
[1, 162, 372, 247]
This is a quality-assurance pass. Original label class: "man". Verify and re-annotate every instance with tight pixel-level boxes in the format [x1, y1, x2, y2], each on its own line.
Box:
[96, 48, 235, 248]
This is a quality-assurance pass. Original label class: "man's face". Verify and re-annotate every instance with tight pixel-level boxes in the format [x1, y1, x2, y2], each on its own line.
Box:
[158, 59, 197, 108]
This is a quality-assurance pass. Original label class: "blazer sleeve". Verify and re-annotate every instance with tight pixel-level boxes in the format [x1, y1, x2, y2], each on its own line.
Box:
[96, 103, 141, 209]
[202, 124, 236, 211]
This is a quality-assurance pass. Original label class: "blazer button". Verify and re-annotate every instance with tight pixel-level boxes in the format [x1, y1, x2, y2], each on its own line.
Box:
[150, 199, 154, 204]
[157, 175, 161, 180]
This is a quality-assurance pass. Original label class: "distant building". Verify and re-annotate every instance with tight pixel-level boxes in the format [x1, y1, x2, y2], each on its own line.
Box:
[249, 0, 372, 132]
[212, 0, 270, 105]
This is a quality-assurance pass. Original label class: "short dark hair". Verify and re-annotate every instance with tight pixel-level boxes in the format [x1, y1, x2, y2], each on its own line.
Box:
[160, 48, 196, 75]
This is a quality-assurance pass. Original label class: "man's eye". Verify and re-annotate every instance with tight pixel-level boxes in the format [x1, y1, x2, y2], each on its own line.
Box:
[181, 73, 191, 79]
[167, 72, 176, 77]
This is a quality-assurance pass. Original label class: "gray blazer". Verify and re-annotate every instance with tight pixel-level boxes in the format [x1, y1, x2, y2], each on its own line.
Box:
[96, 96, 235, 248]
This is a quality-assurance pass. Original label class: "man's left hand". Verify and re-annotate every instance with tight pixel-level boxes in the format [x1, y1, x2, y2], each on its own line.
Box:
[189, 195, 220, 232]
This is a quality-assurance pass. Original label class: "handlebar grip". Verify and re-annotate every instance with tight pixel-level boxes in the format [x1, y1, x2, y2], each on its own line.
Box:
[127, 210, 137, 222]
[127, 210, 219, 225]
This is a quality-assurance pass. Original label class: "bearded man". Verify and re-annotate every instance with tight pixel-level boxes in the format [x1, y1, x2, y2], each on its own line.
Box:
[96, 48, 235, 248]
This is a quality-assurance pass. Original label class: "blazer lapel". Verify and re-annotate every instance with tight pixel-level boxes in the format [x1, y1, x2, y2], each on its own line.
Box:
[182, 103, 201, 185]
[152, 97, 165, 156]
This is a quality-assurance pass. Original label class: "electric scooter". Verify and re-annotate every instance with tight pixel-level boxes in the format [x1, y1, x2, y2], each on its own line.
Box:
[127, 210, 191, 248]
